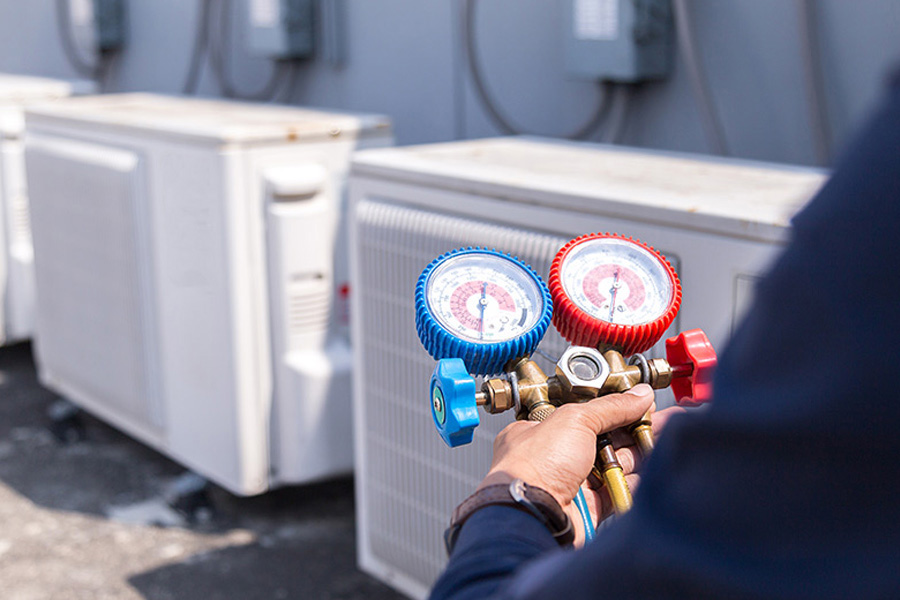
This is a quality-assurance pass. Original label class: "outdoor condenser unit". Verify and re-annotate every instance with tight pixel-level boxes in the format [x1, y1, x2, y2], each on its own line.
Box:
[0, 74, 74, 345]
[25, 93, 392, 495]
[348, 137, 826, 599]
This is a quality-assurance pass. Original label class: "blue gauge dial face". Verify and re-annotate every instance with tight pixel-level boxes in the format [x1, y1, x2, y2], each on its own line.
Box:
[426, 254, 544, 344]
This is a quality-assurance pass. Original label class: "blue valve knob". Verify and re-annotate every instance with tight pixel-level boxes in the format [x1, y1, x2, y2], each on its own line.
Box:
[430, 358, 479, 447]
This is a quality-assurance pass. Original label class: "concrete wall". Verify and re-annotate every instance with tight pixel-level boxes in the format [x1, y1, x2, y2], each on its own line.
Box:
[0, 0, 897, 165]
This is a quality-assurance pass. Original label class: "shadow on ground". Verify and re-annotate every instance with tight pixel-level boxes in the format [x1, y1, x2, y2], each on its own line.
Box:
[0, 343, 404, 599]
[129, 482, 402, 600]
[0, 343, 186, 517]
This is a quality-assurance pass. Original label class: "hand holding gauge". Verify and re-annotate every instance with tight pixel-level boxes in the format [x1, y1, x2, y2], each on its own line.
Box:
[415, 235, 716, 522]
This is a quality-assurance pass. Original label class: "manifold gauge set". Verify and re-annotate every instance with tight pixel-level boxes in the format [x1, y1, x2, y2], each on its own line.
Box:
[415, 233, 717, 517]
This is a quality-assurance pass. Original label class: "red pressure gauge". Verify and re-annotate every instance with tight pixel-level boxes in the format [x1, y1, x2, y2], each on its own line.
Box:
[549, 233, 682, 356]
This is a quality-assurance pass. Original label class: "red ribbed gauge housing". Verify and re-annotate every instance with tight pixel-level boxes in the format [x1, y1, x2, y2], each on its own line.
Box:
[549, 232, 682, 356]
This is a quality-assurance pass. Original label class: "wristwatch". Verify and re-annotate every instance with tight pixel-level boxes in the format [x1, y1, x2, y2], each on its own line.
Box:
[444, 478, 575, 554]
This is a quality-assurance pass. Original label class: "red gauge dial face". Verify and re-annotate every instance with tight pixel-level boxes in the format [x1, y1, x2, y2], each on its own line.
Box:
[580, 263, 647, 321]
[549, 233, 682, 355]
[561, 238, 673, 326]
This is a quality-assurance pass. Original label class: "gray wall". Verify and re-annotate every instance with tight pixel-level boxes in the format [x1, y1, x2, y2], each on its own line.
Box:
[1, 0, 898, 165]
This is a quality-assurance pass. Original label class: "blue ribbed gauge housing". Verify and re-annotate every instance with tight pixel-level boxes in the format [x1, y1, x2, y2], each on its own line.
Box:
[415, 248, 552, 376]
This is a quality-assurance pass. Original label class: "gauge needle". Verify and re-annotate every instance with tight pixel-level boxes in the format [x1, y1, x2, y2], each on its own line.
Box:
[479, 282, 488, 340]
[608, 270, 620, 322]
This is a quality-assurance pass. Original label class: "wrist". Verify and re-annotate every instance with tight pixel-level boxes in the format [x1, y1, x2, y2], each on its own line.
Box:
[446, 478, 575, 554]
[478, 468, 569, 509]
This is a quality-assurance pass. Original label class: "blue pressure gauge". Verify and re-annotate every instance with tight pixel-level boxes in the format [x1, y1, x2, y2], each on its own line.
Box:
[415, 248, 552, 376]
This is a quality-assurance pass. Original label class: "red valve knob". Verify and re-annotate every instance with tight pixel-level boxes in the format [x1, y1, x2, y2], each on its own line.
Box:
[665, 329, 717, 407]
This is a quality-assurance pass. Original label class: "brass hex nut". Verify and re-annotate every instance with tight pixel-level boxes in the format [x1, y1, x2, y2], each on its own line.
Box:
[648, 358, 673, 389]
[555, 346, 611, 400]
[484, 378, 514, 414]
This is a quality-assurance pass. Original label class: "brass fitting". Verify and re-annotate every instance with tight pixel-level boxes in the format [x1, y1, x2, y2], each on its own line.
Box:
[628, 411, 655, 457]
[647, 358, 673, 389]
[599, 350, 642, 394]
[507, 357, 553, 421]
[478, 349, 675, 420]
[596, 351, 674, 394]
[528, 404, 556, 422]
[592, 434, 633, 515]
[478, 357, 553, 418]
[482, 378, 514, 414]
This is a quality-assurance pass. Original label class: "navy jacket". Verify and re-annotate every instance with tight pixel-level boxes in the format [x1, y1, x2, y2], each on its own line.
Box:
[431, 75, 900, 600]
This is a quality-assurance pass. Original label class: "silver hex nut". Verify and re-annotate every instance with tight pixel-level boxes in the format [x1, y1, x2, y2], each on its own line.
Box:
[555, 346, 611, 400]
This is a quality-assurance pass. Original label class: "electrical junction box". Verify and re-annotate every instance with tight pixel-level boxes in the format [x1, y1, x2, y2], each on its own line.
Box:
[24, 94, 392, 495]
[565, 0, 672, 82]
[69, 0, 126, 53]
[0, 74, 74, 347]
[347, 138, 826, 599]
[245, 0, 315, 59]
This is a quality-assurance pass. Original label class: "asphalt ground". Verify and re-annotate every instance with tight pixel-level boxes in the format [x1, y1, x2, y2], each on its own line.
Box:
[0, 342, 405, 600]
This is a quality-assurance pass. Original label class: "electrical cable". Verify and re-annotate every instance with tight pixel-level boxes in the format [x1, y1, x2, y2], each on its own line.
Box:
[209, 0, 287, 101]
[463, 0, 614, 140]
[183, 0, 214, 95]
[275, 60, 301, 104]
[796, 0, 832, 165]
[601, 84, 632, 144]
[671, 0, 729, 155]
[95, 51, 116, 93]
[55, 0, 104, 79]
[573, 488, 595, 543]
[452, 0, 468, 140]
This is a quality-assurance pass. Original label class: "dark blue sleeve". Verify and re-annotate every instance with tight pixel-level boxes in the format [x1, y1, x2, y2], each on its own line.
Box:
[430, 506, 563, 600]
[430, 74, 900, 600]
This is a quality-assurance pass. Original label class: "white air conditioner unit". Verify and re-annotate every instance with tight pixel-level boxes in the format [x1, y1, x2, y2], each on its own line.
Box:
[347, 137, 826, 599]
[0, 74, 75, 345]
[25, 93, 392, 495]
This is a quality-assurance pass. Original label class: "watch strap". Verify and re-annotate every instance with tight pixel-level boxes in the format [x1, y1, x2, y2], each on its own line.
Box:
[444, 479, 574, 554]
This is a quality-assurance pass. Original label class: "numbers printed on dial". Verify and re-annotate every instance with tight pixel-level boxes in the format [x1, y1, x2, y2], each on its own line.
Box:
[560, 238, 673, 326]
[426, 254, 543, 344]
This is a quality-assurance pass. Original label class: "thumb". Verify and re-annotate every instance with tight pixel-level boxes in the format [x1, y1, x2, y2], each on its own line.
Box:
[567, 384, 655, 436]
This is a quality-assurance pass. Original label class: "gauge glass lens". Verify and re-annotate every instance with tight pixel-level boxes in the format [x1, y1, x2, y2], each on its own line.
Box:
[560, 238, 673, 326]
[426, 254, 543, 344]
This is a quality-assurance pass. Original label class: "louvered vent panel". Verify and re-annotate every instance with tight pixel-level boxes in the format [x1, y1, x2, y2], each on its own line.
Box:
[354, 198, 569, 595]
[11, 192, 31, 246]
[288, 283, 331, 335]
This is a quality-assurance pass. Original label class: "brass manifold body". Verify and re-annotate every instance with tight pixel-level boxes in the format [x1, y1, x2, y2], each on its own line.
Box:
[475, 347, 679, 516]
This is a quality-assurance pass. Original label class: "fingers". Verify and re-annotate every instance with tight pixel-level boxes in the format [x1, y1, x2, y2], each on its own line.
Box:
[606, 403, 686, 448]
[615, 444, 640, 474]
[609, 427, 637, 448]
[584, 473, 642, 523]
[552, 384, 654, 436]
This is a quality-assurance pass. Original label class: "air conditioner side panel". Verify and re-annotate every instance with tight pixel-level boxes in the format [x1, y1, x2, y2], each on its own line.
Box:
[1, 136, 35, 342]
[0, 136, 11, 344]
[146, 143, 269, 496]
[26, 134, 162, 439]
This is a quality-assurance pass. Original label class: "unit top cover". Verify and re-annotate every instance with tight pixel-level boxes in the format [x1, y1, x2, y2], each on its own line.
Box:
[25, 93, 392, 145]
[0, 74, 73, 104]
[351, 137, 827, 243]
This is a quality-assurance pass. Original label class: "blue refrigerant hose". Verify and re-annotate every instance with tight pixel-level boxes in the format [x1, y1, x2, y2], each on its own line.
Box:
[574, 488, 595, 543]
